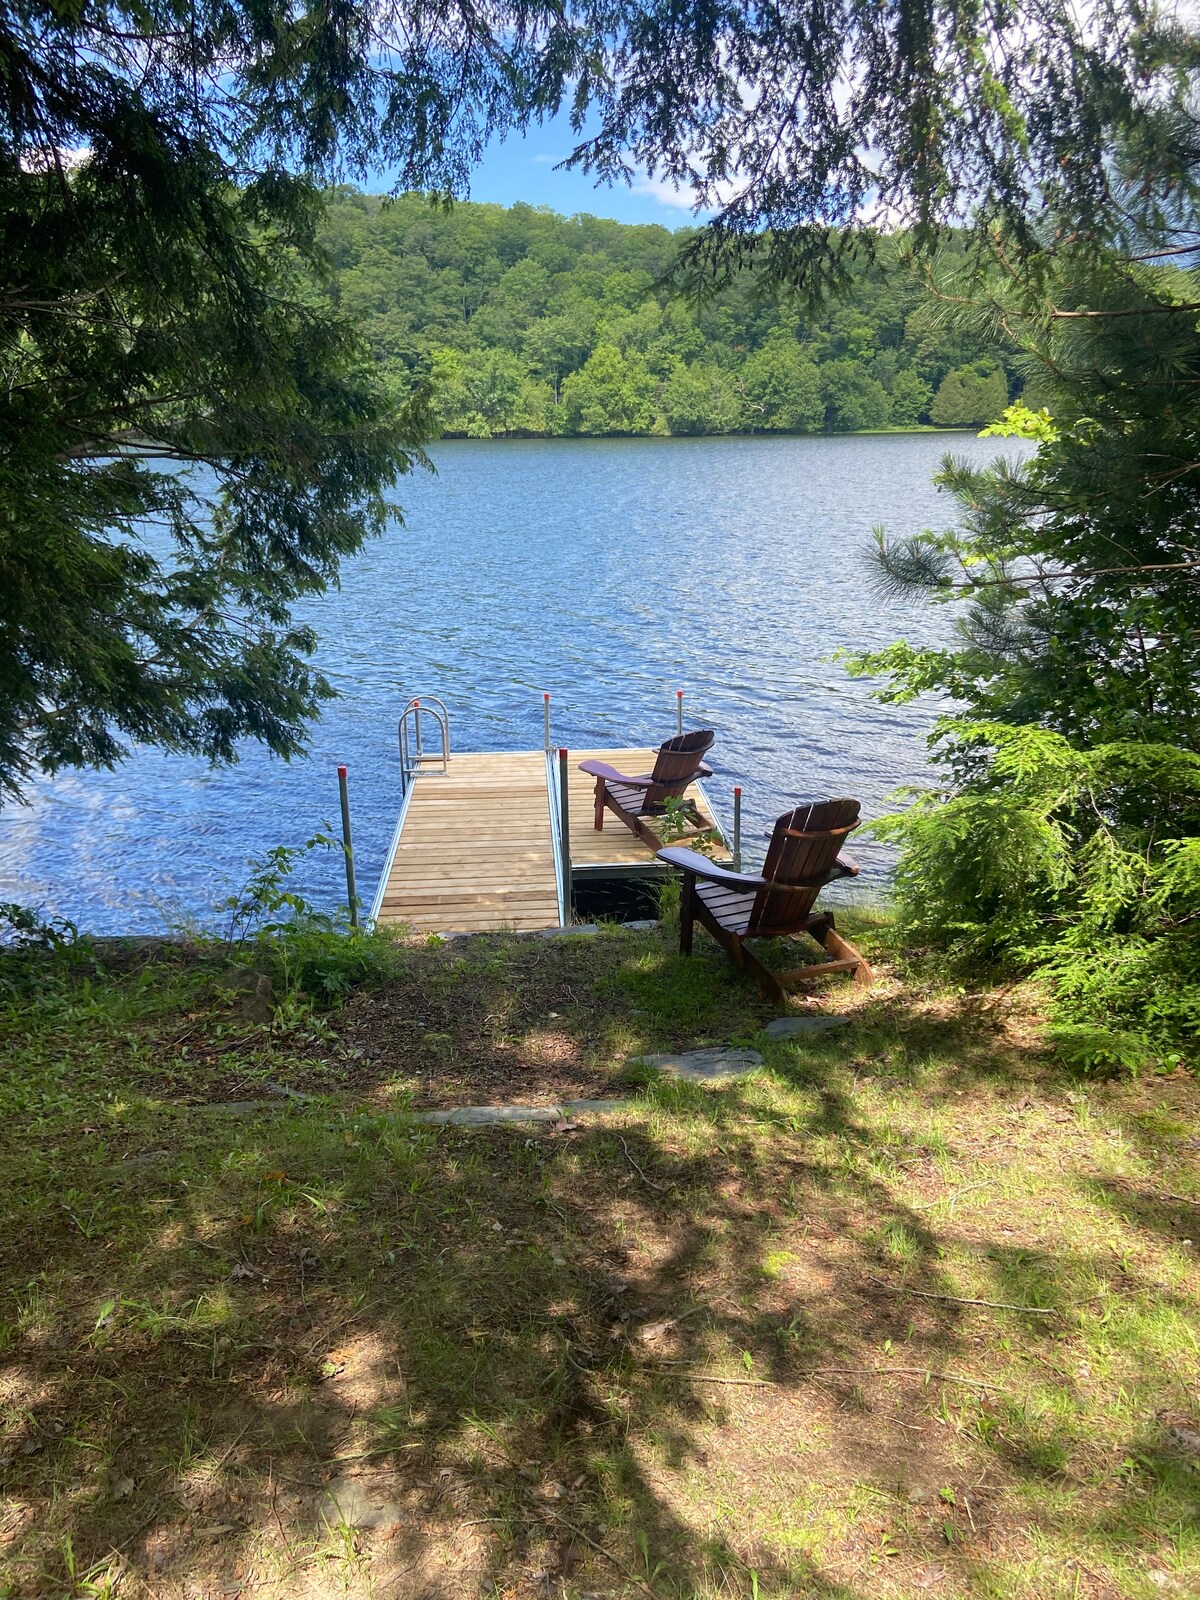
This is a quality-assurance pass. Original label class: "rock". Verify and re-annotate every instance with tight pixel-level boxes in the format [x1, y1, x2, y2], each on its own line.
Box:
[317, 1476, 403, 1531]
[411, 1099, 634, 1127]
[417, 1104, 566, 1126]
[764, 1015, 850, 1040]
[1163, 1420, 1200, 1458]
[635, 1047, 764, 1083]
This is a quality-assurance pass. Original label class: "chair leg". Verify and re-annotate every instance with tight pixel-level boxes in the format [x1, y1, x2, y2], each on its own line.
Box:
[738, 941, 787, 1005]
[817, 920, 874, 988]
[593, 778, 605, 830]
[777, 913, 874, 988]
[679, 872, 695, 956]
[631, 813, 663, 851]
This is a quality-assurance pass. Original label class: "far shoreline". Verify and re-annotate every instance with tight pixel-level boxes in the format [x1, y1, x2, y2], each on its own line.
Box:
[430, 424, 983, 443]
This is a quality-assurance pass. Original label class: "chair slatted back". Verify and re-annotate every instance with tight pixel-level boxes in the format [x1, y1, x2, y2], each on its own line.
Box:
[748, 799, 861, 934]
[643, 729, 716, 811]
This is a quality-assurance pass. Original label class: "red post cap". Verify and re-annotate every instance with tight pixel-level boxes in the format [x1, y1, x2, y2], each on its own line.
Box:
[558, 746, 568, 757]
[338, 764, 348, 777]
[677, 688, 683, 697]
[734, 785, 742, 795]
[544, 691, 550, 701]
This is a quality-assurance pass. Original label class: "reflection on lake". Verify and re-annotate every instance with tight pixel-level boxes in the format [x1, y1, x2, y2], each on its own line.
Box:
[0, 432, 1024, 932]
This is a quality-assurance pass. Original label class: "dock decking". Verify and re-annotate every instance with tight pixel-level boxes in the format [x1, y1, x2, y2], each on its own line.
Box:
[372, 747, 724, 934]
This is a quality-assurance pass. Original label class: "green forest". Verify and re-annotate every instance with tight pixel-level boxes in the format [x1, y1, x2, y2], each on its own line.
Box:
[321, 190, 1017, 438]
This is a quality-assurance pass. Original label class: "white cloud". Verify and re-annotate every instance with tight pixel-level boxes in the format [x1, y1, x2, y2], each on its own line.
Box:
[530, 152, 561, 165]
[629, 167, 751, 216]
[629, 170, 703, 211]
[19, 144, 90, 175]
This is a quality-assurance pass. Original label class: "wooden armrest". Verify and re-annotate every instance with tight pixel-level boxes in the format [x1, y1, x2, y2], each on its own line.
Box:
[578, 759, 654, 785]
[580, 758, 712, 786]
[656, 847, 771, 891]
[659, 848, 861, 891]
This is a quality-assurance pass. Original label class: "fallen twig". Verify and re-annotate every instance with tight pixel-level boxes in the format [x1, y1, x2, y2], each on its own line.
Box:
[542, 1509, 654, 1592]
[637, 1304, 710, 1343]
[619, 1137, 670, 1193]
[1109, 1178, 1200, 1207]
[654, 1362, 1008, 1392]
[803, 1365, 1008, 1391]
[269, 1474, 294, 1558]
[653, 1370, 775, 1388]
[867, 1276, 1055, 1314]
[110, 1498, 163, 1556]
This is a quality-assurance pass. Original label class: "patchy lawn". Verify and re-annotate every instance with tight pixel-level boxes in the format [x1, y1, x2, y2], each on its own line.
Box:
[0, 922, 1197, 1599]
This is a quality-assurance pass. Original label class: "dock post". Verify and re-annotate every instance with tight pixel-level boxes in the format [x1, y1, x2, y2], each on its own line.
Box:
[676, 689, 683, 737]
[338, 764, 360, 928]
[544, 692, 551, 752]
[732, 786, 742, 872]
[558, 747, 571, 926]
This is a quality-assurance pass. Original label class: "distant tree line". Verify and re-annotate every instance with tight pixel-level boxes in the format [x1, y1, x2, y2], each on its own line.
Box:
[321, 191, 1018, 439]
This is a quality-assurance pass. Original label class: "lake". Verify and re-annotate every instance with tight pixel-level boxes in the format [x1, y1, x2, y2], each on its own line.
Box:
[0, 432, 1023, 933]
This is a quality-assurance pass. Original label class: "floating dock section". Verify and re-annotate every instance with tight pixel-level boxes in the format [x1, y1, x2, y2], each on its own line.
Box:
[371, 723, 728, 934]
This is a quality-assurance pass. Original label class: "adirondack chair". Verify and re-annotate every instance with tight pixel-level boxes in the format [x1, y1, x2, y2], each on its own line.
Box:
[579, 730, 715, 850]
[657, 797, 872, 1001]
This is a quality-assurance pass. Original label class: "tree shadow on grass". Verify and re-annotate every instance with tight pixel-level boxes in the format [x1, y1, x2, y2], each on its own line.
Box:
[2, 935, 1199, 1597]
[3, 1085, 1198, 1597]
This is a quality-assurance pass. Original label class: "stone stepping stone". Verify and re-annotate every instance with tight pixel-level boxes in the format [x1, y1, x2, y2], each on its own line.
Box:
[634, 1047, 764, 1083]
[763, 1015, 850, 1040]
[317, 1476, 403, 1531]
[414, 1099, 635, 1126]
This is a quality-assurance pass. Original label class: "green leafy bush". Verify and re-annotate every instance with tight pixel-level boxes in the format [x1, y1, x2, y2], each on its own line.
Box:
[873, 725, 1200, 1069]
[218, 833, 403, 1005]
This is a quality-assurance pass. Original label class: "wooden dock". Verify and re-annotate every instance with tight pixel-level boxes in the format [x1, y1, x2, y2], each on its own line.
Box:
[371, 748, 726, 934]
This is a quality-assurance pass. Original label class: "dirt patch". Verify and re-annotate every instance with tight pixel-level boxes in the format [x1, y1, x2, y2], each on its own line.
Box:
[96, 927, 783, 1110]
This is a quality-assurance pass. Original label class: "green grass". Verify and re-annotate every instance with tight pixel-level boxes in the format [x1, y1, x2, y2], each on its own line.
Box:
[0, 920, 1197, 1598]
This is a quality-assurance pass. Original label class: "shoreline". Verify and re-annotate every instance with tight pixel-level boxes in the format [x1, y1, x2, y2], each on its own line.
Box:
[432, 424, 983, 443]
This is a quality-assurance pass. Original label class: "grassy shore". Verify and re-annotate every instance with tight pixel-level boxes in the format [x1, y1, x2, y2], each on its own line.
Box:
[0, 918, 1197, 1598]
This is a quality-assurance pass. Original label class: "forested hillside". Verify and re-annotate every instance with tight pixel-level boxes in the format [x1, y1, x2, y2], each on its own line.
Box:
[321, 190, 1019, 438]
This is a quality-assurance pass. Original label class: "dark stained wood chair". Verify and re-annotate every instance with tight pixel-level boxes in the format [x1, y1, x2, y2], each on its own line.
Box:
[579, 730, 716, 850]
[657, 798, 873, 1001]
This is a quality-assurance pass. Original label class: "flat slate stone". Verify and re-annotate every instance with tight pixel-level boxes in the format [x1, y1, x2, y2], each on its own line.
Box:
[317, 1477, 403, 1530]
[416, 1104, 564, 1125]
[414, 1099, 634, 1126]
[763, 1016, 851, 1040]
[636, 1047, 764, 1083]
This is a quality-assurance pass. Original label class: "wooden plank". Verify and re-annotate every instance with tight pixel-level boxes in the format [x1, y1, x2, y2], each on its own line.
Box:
[374, 745, 728, 936]
[376, 749, 561, 934]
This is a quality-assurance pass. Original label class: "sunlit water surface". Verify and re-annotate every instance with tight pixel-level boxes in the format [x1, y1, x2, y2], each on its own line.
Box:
[0, 433, 1023, 932]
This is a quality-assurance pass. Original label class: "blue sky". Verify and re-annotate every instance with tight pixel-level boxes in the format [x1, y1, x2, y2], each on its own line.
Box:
[377, 108, 705, 228]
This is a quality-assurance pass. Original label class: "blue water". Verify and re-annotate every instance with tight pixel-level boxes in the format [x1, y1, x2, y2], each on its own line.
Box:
[0, 433, 1022, 933]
